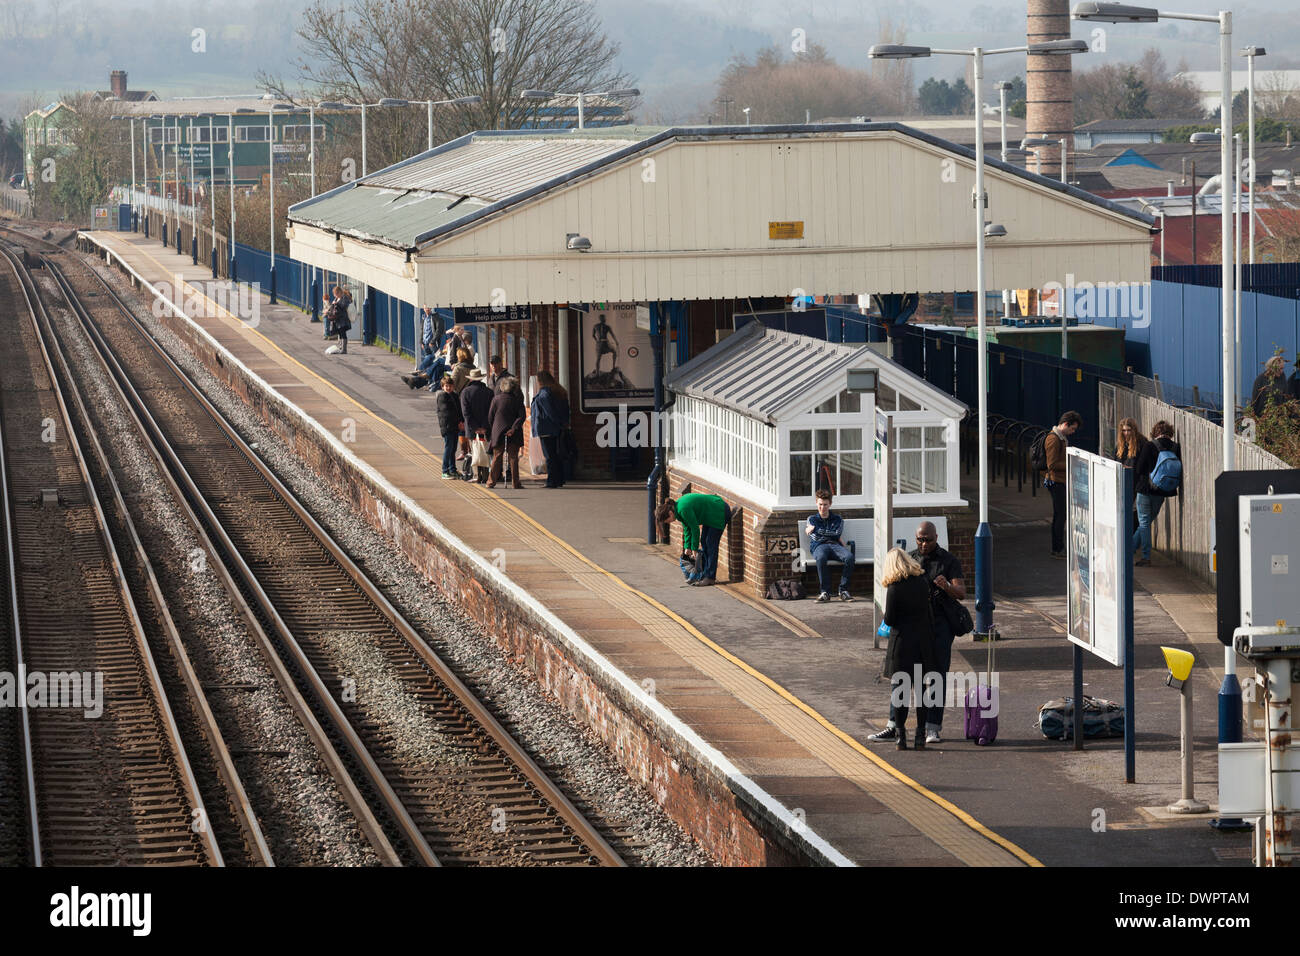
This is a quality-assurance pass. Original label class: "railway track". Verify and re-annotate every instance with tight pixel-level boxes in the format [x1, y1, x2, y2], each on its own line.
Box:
[5, 224, 625, 866]
[0, 246, 221, 866]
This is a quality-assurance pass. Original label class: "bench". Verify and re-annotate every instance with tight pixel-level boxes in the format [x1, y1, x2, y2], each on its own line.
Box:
[795, 516, 950, 570]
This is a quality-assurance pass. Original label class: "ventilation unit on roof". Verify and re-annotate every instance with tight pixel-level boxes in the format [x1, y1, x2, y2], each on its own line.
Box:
[1272, 169, 1295, 188]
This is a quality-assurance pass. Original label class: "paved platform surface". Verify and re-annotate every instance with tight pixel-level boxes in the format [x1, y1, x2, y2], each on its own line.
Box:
[83, 229, 1255, 867]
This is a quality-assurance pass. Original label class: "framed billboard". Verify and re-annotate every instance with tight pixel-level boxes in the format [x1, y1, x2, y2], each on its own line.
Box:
[1067, 447, 1124, 666]
[578, 302, 654, 412]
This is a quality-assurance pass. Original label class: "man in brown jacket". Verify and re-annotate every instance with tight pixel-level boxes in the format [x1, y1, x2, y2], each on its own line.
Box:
[1045, 410, 1082, 558]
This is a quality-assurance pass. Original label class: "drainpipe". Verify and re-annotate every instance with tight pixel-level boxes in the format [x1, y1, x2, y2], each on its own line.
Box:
[647, 302, 666, 543]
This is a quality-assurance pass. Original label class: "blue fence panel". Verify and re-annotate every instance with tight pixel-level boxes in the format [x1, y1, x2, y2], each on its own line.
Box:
[954, 336, 978, 409]
[923, 330, 955, 395]
[988, 346, 1023, 421]
[1060, 365, 1099, 453]
[1250, 292, 1300, 397]
[894, 327, 924, 378]
[398, 299, 416, 356]
[1020, 354, 1060, 428]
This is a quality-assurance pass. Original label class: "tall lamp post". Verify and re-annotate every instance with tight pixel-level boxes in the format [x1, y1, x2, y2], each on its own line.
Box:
[520, 88, 641, 130]
[995, 80, 1013, 161]
[411, 95, 484, 151]
[187, 115, 198, 265]
[1239, 46, 1265, 266]
[1073, 0, 1242, 756]
[870, 38, 1089, 639]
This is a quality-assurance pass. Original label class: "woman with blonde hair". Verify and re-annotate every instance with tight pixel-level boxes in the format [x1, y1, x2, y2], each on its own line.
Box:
[868, 547, 937, 751]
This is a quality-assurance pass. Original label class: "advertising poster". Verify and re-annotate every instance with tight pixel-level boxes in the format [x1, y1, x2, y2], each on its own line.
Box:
[1068, 451, 1091, 649]
[1067, 448, 1126, 667]
[579, 303, 654, 411]
[1090, 457, 1122, 665]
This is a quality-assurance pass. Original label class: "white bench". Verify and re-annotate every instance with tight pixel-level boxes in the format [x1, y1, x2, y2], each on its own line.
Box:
[796, 516, 949, 570]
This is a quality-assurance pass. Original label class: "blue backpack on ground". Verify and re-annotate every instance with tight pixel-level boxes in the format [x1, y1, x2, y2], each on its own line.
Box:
[1149, 448, 1182, 495]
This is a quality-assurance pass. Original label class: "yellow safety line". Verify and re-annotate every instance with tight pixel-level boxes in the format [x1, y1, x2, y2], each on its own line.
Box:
[98, 230, 1043, 868]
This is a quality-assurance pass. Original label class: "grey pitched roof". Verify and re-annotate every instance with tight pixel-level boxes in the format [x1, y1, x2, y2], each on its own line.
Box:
[289, 121, 1156, 252]
[665, 322, 966, 424]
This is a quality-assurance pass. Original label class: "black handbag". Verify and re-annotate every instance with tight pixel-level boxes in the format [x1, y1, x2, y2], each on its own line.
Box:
[938, 592, 975, 636]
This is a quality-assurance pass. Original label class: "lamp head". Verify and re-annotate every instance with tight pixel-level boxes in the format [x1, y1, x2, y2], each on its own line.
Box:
[1071, 2, 1159, 23]
[1028, 39, 1089, 55]
[868, 44, 932, 59]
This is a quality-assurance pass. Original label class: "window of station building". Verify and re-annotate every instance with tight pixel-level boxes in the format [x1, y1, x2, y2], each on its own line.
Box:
[148, 126, 180, 144]
[281, 125, 325, 142]
[188, 126, 229, 143]
[235, 125, 273, 142]
[874, 381, 921, 412]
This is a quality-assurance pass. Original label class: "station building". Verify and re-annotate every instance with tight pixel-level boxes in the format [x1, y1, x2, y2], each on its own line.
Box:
[287, 121, 1154, 590]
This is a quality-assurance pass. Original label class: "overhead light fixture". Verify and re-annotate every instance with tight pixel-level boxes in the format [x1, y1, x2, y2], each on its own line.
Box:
[984, 223, 1008, 238]
[1071, 2, 1159, 23]
[1189, 131, 1218, 143]
[566, 233, 592, 252]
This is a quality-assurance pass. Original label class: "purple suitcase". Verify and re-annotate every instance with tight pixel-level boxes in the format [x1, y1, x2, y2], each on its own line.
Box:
[964, 636, 999, 745]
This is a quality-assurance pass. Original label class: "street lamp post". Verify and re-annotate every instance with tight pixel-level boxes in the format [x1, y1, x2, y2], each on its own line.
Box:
[228, 113, 236, 281]
[870, 38, 1088, 639]
[189, 116, 198, 265]
[995, 81, 1012, 161]
[520, 89, 640, 130]
[208, 114, 217, 277]
[413, 96, 483, 151]
[142, 118, 149, 236]
[1073, 0, 1242, 753]
[1240, 46, 1265, 266]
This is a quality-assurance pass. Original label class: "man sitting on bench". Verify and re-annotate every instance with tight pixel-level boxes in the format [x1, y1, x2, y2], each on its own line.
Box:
[806, 489, 854, 603]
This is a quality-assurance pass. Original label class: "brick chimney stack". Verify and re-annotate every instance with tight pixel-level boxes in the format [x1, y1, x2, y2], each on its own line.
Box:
[1026, 0, 1072, 177]
[110, 70, 127, 99]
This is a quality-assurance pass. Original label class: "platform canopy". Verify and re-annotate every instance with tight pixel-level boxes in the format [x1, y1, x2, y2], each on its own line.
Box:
[288, 122, 1156, 308]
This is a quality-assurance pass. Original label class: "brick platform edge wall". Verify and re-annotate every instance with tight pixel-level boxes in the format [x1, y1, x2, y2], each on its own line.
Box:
[665, 464, 974, 602]
[89, 238, 839, 867]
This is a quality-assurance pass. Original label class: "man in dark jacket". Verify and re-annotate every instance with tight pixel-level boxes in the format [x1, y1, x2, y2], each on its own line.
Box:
[1132, 420, 1181, 565]
[908, 521, 965, 744]
[487, 377, 526, 489]
[435, 374, 463, 479]
[1044, 411, 1081, 558]
[460, 369, 494, 483]
[530, 372, 570, 488]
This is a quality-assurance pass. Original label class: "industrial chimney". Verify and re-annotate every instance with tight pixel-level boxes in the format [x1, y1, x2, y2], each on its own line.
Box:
[1026, 0, 1073, 177]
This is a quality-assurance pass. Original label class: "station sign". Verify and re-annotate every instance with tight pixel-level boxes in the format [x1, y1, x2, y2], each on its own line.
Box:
[453, 304, 532, 324]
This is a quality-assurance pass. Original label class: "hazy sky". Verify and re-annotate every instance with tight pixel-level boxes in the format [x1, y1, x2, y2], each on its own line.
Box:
[3, 0, 1298, 122]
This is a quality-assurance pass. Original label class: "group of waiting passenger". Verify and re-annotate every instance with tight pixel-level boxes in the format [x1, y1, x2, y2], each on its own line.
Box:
[402, 306, 574, 488]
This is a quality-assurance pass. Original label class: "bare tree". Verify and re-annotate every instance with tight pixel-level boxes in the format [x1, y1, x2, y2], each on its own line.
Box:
[714, 43, 892, 125]
[262, 0, 635, 175]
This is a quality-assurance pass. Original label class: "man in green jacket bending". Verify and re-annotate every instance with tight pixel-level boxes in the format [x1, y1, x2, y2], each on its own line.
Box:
[656, 493, 731, 586]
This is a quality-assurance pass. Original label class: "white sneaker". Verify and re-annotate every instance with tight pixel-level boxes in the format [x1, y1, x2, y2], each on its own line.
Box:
[925, 730, 941, 745]
[817, 591, 830, 603]
[325, 345, 341, 355]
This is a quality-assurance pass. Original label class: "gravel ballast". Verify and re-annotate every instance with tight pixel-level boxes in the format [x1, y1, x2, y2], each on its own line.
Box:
[87, 258, 712, 867]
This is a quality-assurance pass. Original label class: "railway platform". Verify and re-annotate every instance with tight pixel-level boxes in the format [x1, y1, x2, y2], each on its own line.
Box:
[78, 227, 1252, 867]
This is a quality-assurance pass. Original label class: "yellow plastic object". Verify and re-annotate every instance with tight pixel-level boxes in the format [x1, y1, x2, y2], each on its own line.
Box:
[1160, 646, 1195, 683]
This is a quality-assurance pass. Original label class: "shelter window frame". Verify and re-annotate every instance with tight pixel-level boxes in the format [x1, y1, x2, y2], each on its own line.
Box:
[148, 126, 180, 144]
[281, 124, 325, 142]
[890, 411, 960, 503]
[668, 395, 778, 503]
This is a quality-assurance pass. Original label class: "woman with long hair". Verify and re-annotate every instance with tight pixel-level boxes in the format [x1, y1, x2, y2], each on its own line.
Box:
[1115, 417, 1146, 533]
[874, 547, 937, 751]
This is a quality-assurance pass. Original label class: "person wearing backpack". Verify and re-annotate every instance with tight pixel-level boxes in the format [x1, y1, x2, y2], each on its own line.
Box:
[1132, 420, 1181, 566]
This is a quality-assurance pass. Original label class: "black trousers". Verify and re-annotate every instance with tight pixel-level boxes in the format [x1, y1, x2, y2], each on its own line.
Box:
[1049, 480, 1066, 553]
